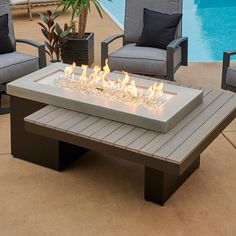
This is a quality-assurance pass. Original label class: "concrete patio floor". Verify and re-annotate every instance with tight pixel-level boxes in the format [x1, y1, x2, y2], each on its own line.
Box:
[0, 6, 235, 236]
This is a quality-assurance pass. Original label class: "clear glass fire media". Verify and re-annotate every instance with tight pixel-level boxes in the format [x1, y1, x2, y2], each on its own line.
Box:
[53, 61, 171, 110]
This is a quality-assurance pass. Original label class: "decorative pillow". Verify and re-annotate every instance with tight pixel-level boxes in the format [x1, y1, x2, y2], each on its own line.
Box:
[136, 8, 182, 50]
[0, 14, 14, 54]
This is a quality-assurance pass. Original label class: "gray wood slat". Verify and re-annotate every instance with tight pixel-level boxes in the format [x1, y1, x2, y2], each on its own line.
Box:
[127, 131, 159, 153]
[44, 109, 78, 128]
[140, 90, 221, 157]
[102, 124, 135, 145]
[34, 107, 67, 125]
[114, 127, 147, 148]
[57, 113, 88, 131]
[79, 119, 111, 137]
[168, 95, 236, 163]
[90, 121, 123, 141]
[68, 116, 100, 135]
[154, 91, 233, 159]
[24, 105, 57, 123]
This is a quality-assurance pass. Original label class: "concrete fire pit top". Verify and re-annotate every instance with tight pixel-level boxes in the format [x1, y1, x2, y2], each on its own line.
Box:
[7, 63, 203, 133]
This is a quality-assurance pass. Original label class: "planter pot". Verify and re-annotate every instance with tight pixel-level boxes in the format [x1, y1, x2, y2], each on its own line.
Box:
[61, 32, 94, 67]
[50, 59, 62, 63]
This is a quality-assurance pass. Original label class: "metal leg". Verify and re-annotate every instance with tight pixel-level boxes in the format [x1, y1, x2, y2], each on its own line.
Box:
[28, 3, 33, 20]
[0, 91, 10, 115]
[0, 107, 10, 115]
[144, 156, 200, 205]
[10, 96, 89, 171]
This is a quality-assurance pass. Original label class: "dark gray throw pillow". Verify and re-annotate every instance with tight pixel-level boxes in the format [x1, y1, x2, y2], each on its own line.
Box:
[0, 14, 14, 54]
[136, 8, 182, 50]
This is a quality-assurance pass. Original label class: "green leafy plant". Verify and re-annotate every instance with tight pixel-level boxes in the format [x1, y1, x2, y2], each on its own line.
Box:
[58, 0, 111, 39]
[38, 10, 71, 62]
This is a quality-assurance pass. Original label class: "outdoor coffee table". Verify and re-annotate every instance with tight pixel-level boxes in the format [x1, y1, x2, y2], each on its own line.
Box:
[7, 63, 236, 205]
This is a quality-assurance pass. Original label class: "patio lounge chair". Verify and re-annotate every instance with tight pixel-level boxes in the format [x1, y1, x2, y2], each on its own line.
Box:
[10, 0, 59, 20]
[222, 50, 236, 93]
[0, 0, 46, 114]
[101, 0, 188, 81]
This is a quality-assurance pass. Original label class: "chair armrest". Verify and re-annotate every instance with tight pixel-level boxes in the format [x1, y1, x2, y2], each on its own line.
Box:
[166, 37, 188, 81]
[167, 37, 188, 66]
[223, 50, 236, 68]
[224, 50, 236, 57]
[101, 34, 124, 68]
[167, 37, 188, 50]
[16, 38, 47, 68]
[102, 33, 124, 45]
[222, 50, 236, 89]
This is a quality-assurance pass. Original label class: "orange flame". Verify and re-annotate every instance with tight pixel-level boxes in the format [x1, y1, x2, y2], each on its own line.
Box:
[63, 60, 164, 103]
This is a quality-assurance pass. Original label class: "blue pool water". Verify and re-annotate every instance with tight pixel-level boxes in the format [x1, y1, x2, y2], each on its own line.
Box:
[100, 0, 236, 62]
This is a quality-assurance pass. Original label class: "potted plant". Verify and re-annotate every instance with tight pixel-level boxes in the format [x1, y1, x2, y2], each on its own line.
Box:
[38, 10, 71, 63]
[58, 0, 109, 66]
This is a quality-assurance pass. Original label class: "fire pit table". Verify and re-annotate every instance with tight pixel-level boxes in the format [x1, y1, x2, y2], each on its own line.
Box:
[7, 63, 236, 205]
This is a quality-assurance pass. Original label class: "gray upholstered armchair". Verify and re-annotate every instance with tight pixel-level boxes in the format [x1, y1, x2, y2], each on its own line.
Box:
[222, 50, 236, 93]
[0, 0, 46, 114]
[101, 0, 188, 81]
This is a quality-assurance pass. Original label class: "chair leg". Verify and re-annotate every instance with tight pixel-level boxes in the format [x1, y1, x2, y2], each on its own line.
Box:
[166, 71, 174, 81]
[166, 48, 175, 81]
[0, 107, 10, 115]
[0, 93, 10, 115]
[27, 1, 33, 20]
[222, 52, 230, 90]
[101, 42, 108, 69]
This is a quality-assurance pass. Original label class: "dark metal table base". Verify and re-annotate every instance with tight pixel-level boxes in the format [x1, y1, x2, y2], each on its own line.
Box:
[145, 157, 200, 205]
[10, 96, 88, 171]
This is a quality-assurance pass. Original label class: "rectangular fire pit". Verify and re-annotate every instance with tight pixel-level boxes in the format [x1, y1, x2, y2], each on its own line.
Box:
[7, 62, 236, 205]
[7, 63, 203, 133]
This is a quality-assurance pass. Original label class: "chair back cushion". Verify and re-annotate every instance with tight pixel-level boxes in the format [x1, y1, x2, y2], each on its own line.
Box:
[124, 0, 183, 44]
[0, 14, 14, 54]
[136, 9, 182, 49]
[0, 0, 16, 50]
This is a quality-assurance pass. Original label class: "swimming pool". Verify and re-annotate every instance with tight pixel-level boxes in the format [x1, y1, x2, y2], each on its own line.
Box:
[100, 0, 236, 62]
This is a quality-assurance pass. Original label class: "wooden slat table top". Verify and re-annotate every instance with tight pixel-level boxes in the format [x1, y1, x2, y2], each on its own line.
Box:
[140, 90, 222, 157]
[24, 86, 236, 169]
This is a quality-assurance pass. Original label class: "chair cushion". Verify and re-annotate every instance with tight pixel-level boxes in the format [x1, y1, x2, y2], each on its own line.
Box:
[108, 43, 182, 76]
[137, 9, 182, 49]
[0, 14, 14, 54]
[0, 0, 16, 49]
[226, 67, 236, 87]
[0, 52, 39, 84]
[124, 0, 183, 44]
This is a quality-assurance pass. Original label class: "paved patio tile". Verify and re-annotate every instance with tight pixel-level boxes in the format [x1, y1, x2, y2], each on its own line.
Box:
[223, 131, 236, 149]
[0, 134, 235, 236]
[224, 119, 236, 132]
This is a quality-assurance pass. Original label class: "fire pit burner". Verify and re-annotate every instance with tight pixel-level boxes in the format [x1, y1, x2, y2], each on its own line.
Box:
[53, 61, 173, 110]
